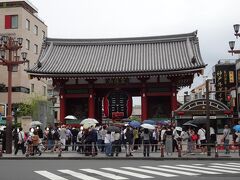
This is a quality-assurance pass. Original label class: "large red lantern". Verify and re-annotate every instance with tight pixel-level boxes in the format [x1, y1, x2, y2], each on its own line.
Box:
[104, 91, 132, 119]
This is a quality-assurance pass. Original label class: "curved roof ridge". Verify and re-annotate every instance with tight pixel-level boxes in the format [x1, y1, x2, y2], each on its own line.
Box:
[176, 98, 230, 111]
[46, 31, 198, 45]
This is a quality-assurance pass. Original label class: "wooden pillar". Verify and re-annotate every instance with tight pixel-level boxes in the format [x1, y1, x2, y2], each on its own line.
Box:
[140, 78, 148, 122]
[141, 89, 148, 121]
[171, 85, 178, 111]
[60, 88, 66, 124]
[87, 80, 96, 118]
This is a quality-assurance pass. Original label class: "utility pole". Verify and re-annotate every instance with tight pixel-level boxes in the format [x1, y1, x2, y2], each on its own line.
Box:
[206, 79, 211, 156]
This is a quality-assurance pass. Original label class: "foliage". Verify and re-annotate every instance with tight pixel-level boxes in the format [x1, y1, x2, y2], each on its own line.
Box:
[129, 116, 141, 121]
[13, 103, 32, 117]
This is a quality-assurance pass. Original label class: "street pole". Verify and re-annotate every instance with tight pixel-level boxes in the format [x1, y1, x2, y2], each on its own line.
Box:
[206, 79, 211, 156]
[0, 36, 27, 154]
[6, 49, 13, 154]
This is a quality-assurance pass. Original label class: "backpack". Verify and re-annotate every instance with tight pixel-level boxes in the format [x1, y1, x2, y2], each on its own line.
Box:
[182, 131, 189, 141]
[53, 130, 60, 140]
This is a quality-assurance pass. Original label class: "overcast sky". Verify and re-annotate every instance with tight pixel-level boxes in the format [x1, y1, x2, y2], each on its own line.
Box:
[31, 0, 240, 103]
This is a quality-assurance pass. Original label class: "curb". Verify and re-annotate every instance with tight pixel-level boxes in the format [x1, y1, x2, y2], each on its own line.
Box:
[1, 157, 240, 160]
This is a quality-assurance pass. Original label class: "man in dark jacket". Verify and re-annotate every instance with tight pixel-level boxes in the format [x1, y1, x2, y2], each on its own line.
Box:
[87, 126, 98, 156]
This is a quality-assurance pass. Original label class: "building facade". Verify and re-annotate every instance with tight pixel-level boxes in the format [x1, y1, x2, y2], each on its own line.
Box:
[0, 0, 48, 105]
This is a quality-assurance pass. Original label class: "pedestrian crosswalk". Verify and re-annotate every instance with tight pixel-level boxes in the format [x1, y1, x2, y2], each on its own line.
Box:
[34, 162, 240, 180]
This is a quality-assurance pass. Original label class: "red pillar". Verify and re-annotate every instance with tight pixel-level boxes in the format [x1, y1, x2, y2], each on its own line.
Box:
[171, 85, 178, 111]
[88, 88, 95, 118]
[60, 88, 66, 124]
[141, 88, 148, 121]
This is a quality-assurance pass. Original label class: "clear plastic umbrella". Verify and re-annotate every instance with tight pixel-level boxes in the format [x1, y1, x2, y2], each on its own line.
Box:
[83, 121, 96, 129]
[140, 123, 155, 130]
[80, 118, 98, 125]
[64, 115, 77, 120]
[30, 121, 42, 127]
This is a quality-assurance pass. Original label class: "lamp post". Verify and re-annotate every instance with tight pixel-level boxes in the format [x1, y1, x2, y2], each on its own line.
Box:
[0, 36, 27, 154]
[228, 24, 240, 54]
[229, 24, 240, 156]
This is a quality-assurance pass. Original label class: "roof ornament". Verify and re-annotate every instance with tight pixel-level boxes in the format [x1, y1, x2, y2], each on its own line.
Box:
[191, 56, 196, 64]
[37, 61, 42, 68]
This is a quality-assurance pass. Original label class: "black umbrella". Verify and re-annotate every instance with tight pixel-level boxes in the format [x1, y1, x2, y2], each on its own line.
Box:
[106, 126, 120, 133]
[191, 118, 208, 124]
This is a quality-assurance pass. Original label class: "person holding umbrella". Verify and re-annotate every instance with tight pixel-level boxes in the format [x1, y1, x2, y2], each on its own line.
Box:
[104, 131, 112, 156]
[222, 124, 231, 154]
[124, 126, 134, 157]
[141, 128, 151, 157]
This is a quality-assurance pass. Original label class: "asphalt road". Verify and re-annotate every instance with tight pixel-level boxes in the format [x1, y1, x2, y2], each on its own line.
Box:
[0, 160, 240, 180]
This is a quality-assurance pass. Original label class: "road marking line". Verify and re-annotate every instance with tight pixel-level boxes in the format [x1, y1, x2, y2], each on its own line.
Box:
[211, 163, 240, 168]
[35, 171, 68, 180]
[159, 165, 221, 174]
[58, 170, 100, 180]
[80, 169, 128, 180]
[177, 165, 239, 174]
[209, 166, 240, 171]
[192, 164, 204, 166]
[227, 163, 240, 165]
[140, 166, 200, 176]
[121, 167, 177, 177]
[102, 168, 153, 179]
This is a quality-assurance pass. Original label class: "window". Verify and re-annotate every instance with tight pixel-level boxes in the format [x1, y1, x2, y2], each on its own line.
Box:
[26, 19, 30, 30]
[5, 15, 18, 29]
[26, 39, 30, 50]
[34, 25, 38, 35]
[34, 44, 38, 54]
[31, 84, 34, 93]
[42, 30, 45, 39]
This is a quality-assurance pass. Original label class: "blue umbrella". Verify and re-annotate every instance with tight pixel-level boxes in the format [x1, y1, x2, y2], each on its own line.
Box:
[156, 120, 169, 126]
[233, 125, 240, 132]
[142, 120, 156, 125]
[129, 121, 141, 128]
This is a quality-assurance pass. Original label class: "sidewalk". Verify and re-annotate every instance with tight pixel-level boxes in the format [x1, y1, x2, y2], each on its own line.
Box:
[1, 148, 240, 160]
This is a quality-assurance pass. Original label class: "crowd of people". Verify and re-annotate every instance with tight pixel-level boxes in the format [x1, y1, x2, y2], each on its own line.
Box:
[0, 121, 240, 157]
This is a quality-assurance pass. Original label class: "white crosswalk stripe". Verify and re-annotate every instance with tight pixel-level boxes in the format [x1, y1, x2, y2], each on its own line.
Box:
[58, 170, 100, 180]
[209, 166, 240, 171]
[34, 171, 68, 180]
[211, 163, 240, 168]
[177, 165, 239, 174]
[121, 167, 177, 177]
[159, 165, 221, 174]
[227, 163, 240, 165]
[34, 162, 240, 180]
[102, 168, 154, 179]
[140, 166, 200, 176]
[79, 168, 128, 180]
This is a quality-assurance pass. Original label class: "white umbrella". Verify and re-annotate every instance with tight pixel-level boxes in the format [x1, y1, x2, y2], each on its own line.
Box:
[30, 121, 42, 127]
[140, 123, 155, 130]
[0, 125, 6, 131]
[64, 115, 77, 120]
[176, 126, 183, 131]
[80, 118, 98, 125]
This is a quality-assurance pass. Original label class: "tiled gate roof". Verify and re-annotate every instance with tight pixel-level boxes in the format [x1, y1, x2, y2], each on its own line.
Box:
[27, 31, 206, 78]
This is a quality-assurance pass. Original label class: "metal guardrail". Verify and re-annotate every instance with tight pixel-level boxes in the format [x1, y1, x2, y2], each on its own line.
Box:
[0, 141, 239, 158]
[23, 141, 240, 158]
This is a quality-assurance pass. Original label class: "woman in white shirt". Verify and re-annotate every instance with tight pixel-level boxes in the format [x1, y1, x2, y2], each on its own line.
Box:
[197, 126, 206, 154]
